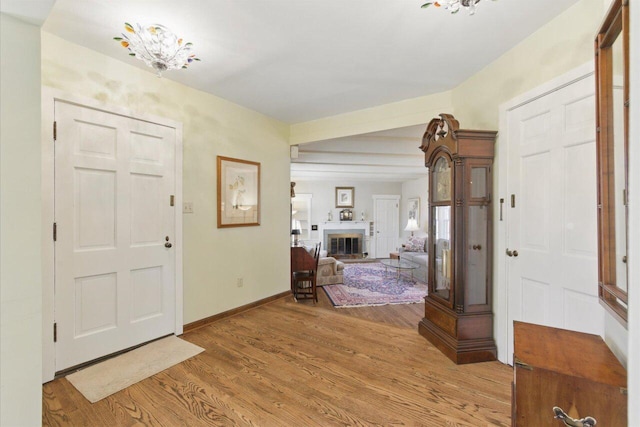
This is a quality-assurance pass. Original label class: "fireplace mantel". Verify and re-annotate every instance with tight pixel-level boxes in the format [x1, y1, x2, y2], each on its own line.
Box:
[319, 221, 371, 235]
[320, 221, 370, 228]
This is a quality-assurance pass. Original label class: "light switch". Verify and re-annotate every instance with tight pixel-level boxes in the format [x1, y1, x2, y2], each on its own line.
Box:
[183, 202, 194, 214]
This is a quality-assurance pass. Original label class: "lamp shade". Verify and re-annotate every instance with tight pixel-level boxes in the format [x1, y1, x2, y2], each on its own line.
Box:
[404, 218, 419, 232]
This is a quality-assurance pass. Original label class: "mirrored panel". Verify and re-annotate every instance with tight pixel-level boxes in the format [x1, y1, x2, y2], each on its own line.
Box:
[595, 0, 629, 325]
[470, 167, 487, 199]
[466, 205, 488, 305]
[612, 34, 628, 292]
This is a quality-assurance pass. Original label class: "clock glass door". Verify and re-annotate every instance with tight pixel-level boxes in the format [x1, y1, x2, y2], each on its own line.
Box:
[465, 165, 491, 311]
[433, 157, 451, 202]
[431, 156, 453, 304]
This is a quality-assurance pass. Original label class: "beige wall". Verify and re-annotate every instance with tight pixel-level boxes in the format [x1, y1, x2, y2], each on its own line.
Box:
[41, 34, 292, 325]
[452, 0, 604, 130]
[0, 13, 43, 426]
[290, 91, 453, 145]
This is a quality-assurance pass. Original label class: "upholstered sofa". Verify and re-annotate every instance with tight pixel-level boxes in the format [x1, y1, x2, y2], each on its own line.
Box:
[399, 236, 428, 283]
[316, 256, 345, 286]
[301, 245, 345, 286]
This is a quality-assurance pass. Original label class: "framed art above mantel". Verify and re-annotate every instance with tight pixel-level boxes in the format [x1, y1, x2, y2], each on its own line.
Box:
[335, 187, 354, 208]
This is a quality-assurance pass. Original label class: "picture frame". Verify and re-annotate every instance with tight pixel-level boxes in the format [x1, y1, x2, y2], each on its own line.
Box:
[335, 187, 354, 208]
[217, 156, 260, 228]
[408, 197, 420, 222]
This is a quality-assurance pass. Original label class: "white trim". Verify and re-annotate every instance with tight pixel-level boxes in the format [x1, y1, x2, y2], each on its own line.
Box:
[41, 88, 55, 382]
[495, 62, 594, 365]
[41, 87, 184, 382]
[627, 0, 640, 420]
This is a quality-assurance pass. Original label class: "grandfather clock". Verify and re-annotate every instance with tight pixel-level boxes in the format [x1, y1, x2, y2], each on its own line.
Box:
[418, 113, 497, 364]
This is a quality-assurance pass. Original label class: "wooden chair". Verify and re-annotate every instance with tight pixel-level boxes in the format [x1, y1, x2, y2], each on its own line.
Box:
[292, 242, 321, 303]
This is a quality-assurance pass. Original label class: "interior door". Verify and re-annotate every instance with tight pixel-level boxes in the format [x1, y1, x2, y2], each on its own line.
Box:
[505, 75, 603, 364]
[373, 196, 399, 258]
[54, 101, 176, 371]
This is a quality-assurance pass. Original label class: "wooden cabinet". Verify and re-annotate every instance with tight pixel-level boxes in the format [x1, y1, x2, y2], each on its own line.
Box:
[512, 321, 627, 426]
[290, 246, 316, 291]
[418, 113, 497, 364]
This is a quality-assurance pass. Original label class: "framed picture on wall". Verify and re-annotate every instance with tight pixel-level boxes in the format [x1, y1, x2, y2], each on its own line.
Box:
[335, 187, 354, 208]
[408, 197, 420, 222]
[217, 156, 260, 228]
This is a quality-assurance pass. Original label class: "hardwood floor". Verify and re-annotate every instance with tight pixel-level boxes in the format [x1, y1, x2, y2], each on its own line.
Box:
[43, 296, 512, 426]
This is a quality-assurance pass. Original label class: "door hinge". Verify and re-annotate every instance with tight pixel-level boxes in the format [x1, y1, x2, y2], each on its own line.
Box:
[170, 195, 175, 207]
[53, 121, 57, 141]
[511, 194, 516, 208]
[53, 323, 57, 342]
[53, 222, 57, 241]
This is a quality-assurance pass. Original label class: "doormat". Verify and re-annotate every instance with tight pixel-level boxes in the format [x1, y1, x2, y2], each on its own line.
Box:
[323, 262, 427, 307]
[66, 336, 204, 403]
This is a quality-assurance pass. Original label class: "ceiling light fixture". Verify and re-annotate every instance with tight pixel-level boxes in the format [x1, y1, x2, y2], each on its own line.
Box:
[421, 0, 495, 15]
[114, 23, 200, 77]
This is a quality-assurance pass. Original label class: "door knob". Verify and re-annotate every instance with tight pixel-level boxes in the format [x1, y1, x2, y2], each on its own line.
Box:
[165, 236, 172, 248]
[506, 248, 519, 257]
[472, 244, 482, 250]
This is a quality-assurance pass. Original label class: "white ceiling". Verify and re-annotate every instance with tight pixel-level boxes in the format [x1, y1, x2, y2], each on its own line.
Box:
[40, 0, 581, 124]
[5, 0, 581, 182]
[291, 124, 429, 182]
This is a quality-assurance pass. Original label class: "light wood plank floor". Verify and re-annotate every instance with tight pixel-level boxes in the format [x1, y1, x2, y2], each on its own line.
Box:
[43, 297, 512, 426]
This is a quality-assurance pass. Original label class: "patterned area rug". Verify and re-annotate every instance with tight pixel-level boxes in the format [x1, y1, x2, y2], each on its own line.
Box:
[323, 262, 427, 308]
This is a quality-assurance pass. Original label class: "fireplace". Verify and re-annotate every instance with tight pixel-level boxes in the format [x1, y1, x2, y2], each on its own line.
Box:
[327, 232, 363, 259]
[320, 221, 371, 259]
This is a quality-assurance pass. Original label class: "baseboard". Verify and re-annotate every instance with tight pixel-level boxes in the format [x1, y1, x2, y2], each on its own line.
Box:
[182, 290, 291, 333]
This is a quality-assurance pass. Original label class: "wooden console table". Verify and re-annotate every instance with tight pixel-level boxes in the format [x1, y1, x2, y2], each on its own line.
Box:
[512, 321, 627, 426]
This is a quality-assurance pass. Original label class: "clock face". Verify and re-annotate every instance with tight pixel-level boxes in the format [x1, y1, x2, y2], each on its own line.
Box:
[433, 157, 451, 202]
[437, 179, 450, 200]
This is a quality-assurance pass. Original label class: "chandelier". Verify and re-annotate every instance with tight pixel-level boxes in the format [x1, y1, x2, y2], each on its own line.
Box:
[421, 0, 493, 15]
[114, 23, 200, 76]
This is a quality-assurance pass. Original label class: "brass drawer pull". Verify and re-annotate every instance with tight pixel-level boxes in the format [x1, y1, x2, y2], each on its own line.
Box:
[552, 406, 596, 427]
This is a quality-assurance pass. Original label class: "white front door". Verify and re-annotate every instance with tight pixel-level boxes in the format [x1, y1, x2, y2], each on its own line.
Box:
[54, 101, 176, 371]
[505, 75, 603, 364]
[373, 195, 400, 258]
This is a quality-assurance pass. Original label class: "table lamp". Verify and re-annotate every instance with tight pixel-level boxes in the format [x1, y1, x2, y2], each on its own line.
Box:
[404, 218, 420, 236]
[291, 229, 301, 246]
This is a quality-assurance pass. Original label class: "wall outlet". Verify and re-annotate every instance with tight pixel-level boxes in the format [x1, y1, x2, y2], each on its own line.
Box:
[183, 202, 194, 214]
[236, 278, 243, 287]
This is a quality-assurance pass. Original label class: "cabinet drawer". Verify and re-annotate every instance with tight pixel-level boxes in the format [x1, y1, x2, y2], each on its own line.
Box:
[513, 364, 626, 426]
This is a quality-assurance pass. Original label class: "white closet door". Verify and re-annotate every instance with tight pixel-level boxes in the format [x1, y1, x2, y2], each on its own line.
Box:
[505, 75, 603, 364]
[374, 195, 400, 257]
